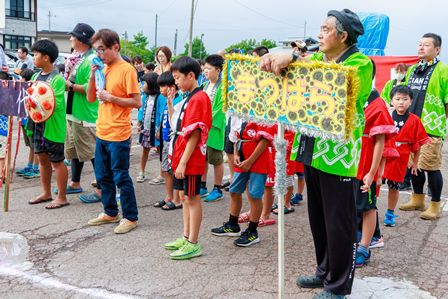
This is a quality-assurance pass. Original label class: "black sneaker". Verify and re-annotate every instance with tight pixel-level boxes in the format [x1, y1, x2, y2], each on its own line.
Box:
[234, 229, 260, 247]
[211, 222, 241, 236]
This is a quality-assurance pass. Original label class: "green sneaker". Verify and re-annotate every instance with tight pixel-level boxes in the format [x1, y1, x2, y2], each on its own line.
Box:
[164, 237, 188, 250]
[170, 241, 202, 260]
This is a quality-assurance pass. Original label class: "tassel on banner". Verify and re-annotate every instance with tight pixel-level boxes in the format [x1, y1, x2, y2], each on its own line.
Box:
[274, 133, 288, 198]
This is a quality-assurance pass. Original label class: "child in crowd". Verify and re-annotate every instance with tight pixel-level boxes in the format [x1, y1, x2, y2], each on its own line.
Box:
[154, 71, 183, 210]
[291, 161, 306, 205]
[383, 85, 430, 226]
[144, 62, 156, 74]
[238, 127, 296, 227]
[0, 71, 8, 183]
[0, 114, 7, 183]
[355, 88, 397, 267]
[27, 40, 68, 209]
[16, 68, 40, 179]
[200, 54, 227, 202]
[164, 57, 212, 260]
[211, 122, 274, 247]
[137, 72, 166, 182]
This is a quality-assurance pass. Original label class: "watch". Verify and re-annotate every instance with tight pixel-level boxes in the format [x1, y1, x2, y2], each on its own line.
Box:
[291, 50, 300, 63]
[69, 82, 74, 92]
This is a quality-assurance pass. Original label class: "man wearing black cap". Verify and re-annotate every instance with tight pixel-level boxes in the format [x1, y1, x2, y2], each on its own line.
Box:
[261, 9, 373, 298]
[61, 23, 101, 203]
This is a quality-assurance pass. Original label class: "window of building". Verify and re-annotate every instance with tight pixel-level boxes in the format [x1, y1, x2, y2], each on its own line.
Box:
[3, 35, 32, 50]
[5, 0, 33, 20]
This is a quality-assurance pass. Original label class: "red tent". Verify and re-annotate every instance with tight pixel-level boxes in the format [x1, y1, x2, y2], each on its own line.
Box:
[370, 55, 419, 93]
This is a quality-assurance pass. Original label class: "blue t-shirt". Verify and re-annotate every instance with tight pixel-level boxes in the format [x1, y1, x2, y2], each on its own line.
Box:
[0, 115, 8, 137]
[161, 94, 183, 142]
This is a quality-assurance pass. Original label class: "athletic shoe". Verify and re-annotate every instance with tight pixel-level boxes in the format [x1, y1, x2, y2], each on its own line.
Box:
[23, 169, 40, 179]
[291, 193, 303, 205]
[170, 241, 202, 260]
[369, 236, 384, 249]
[355, 247, 371, 268]
[234, 229, 260, 247]
[114, 219, 137, 234]
[136, 172, 146, 183]
[211, 222, 241, 236]
[200, 187, 209, 198]
[164, 237, 188, 250]
[16, 166, 32, 176]
[204, 187, 223, 202]
[384, 210, 398, 227]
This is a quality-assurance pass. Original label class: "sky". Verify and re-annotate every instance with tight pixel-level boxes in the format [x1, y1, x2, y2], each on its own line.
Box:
[37, 0, 447, 60]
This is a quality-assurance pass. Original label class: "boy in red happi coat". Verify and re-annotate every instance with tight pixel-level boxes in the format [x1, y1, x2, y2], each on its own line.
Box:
[382, 85, 430, 227]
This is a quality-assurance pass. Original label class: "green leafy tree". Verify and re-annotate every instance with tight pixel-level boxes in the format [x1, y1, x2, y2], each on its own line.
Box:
[183, 36, 207, 59]
[259, 38, 277, 49]
[120, 32, 156, 63]
[225, 38, 257, 53]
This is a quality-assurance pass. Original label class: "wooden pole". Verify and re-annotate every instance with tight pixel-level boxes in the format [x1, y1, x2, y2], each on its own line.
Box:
[4, 116, 13, 212]
[277, 123, 285, 299]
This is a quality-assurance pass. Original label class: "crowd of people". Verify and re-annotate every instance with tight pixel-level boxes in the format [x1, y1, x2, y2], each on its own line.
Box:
[0, 8, 446, 299]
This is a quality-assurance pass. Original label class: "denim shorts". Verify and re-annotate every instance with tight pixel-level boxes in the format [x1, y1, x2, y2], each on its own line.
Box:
[229, 171, 267, 199]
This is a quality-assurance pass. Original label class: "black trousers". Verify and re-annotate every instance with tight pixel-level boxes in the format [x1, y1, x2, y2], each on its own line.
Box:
[412, 169, 443, 202]
[304, 166, 357, 295]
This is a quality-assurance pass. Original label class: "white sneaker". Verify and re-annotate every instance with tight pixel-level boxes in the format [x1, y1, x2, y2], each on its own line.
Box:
[136, 172, 146, 183]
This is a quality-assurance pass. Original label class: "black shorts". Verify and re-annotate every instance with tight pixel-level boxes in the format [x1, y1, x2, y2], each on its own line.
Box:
[387, 179, 400, 191]
[34, 138, 65, 163]
[224, 138, 234, 155]
[355, 179, 377, 212]
[173, 175, 202, 197]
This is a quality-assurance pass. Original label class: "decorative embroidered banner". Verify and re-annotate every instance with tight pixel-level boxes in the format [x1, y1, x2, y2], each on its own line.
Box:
[0, 80, 29, 117]
[222, 54, 359, 141]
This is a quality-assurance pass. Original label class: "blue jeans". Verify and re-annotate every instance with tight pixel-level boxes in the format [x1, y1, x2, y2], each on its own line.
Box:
[94, 137, 138, 221]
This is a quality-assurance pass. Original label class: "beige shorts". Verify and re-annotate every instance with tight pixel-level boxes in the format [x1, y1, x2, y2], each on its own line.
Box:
[417, 137, 443, 171]
[65, 120, 96, 162]
[0, 136, 6, 159]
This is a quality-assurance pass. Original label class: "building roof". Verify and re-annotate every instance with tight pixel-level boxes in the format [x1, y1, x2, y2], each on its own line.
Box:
[38, 30, 70, 37]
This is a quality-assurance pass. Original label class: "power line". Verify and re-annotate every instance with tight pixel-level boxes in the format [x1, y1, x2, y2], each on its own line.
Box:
[233, 0, 303, 29]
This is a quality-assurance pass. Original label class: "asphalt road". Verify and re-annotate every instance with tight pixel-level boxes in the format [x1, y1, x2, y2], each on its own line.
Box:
[0, 125, 447, 299]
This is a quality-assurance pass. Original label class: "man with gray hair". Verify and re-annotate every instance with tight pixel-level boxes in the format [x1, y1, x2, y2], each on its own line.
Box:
[261, 9, 372, 298]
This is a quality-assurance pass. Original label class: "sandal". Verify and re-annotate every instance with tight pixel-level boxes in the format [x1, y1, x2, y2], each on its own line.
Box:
[273, 206, 295, 215]
[54, 186, 83, 195]
[162, 201, 183, 210]
[153, 199, 166, 208]
[238, 211, 250, 223]
[271, 204, 278, 212]
[79, 192, 102, 204]
[45, 202, 70, 209]
[149, 176, 165, 185]
[258, 218, 276, 227]
[28, 197, 53, 205]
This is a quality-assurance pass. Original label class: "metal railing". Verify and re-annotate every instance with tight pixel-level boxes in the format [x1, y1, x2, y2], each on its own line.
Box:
[5, 9, 35, 21]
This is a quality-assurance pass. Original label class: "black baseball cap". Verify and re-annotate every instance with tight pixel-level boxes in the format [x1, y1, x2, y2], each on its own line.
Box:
[327, 9, 364, 45]
[69, 23, 95, 45]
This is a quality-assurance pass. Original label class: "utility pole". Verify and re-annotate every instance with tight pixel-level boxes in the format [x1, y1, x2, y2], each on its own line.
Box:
[188, 0, 194, 57]
[48, 10, 53, 31]
[200, 33, 204, 59]
[174, 29, 178, 56]
[155, 14, 158, 48]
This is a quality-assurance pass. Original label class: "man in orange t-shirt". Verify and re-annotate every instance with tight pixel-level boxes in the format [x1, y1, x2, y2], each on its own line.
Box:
[86, 29, 142, 234]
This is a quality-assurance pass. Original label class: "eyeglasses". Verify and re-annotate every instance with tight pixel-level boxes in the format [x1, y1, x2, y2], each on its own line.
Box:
[94, 48, 106, 54]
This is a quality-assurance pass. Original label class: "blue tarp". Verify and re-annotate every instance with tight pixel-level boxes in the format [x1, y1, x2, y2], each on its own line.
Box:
[357, 12, 390, 56]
